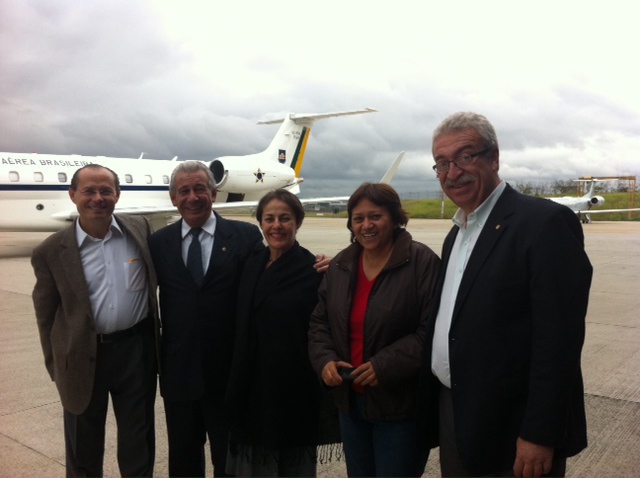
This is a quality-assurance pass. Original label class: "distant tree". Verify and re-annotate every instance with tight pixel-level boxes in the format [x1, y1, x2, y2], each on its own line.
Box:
[549, 179, 575, 195]
[615, 182, 629, 193]
[512, 181, 535, 196]
[532, 183, 550, 196]
[511, 181, 552, 196]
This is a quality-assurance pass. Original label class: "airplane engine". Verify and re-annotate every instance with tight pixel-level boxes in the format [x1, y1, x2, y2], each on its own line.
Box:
[208, 157, 298, 194]
[590, 196, 605, 208]
[209, 160, 226, 186]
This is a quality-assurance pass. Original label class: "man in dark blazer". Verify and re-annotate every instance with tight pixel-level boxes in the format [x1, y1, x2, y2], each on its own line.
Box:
[148, 161, 264, 477]
[424, 112, 592, 477]
[31, 164, 159, 477]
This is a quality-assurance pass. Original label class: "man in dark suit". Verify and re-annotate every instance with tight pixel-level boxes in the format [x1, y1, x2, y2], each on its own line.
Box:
[424, 112, 592, 477]
[31, 164, 159, 477]
[148, 161, 264, 477]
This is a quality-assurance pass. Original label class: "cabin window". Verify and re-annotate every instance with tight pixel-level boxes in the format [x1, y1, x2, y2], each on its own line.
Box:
[34, 172, 44, 182]
[9, 171, 19, 182]
[125, 174, 133, 183]
[144, 175, 152, 184]
[162, 175, 169, 184]
[58, 173, 67, 183]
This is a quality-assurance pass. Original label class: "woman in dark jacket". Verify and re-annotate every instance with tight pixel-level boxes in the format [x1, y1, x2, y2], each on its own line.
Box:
[308, 182, 441, 477]
[225, 189, 339, 477]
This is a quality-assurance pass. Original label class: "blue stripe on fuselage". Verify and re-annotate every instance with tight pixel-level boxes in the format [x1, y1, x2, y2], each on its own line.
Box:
[0, 184, 169, 191]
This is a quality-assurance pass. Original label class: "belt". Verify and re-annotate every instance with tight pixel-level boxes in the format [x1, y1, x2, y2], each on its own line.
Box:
[97, 317, 152, 343]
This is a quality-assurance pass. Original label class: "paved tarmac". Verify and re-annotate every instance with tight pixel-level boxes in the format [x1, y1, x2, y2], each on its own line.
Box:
[0, 217, 638, 477]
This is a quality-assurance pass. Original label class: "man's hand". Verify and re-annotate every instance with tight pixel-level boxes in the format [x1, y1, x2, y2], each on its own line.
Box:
[513, 437, 554, 477]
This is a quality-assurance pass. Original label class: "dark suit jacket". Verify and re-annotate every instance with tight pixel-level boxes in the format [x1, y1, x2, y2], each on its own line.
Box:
[31, 214, 159, 415]
[423, 184, 592, 474]
[148, 212, 264, 401]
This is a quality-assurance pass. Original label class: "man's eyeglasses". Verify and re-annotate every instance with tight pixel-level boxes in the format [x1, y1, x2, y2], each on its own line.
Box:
[432, 148, 490, 174]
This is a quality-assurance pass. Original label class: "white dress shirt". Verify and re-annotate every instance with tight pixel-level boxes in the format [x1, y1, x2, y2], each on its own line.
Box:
[76, 217, 149, 334]
[431, 181, 506, 387]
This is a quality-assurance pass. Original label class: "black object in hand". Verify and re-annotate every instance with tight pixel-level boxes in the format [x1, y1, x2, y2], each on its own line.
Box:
[339, 367, 356, 382]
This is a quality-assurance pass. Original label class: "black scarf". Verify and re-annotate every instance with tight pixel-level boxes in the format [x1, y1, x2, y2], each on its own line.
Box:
[226, 242, 341, 457]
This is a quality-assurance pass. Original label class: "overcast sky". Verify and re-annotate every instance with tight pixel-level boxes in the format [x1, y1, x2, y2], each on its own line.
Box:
[2, 1, 639, 198]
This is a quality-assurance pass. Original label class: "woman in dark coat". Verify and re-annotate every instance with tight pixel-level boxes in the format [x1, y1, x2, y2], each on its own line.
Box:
[225, 189, 339, 477]
[308, 182, 441, 477]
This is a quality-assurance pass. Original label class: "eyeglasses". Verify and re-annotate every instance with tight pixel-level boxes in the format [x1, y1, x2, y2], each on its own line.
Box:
[432, 148, 490, 174]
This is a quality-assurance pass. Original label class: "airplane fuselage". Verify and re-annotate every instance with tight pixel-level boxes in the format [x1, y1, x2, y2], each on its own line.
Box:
[0, 107, 378, 231]
[0, 154, 175, 231]
[543, 179, 640, 222]
[547, 195, 605, 212]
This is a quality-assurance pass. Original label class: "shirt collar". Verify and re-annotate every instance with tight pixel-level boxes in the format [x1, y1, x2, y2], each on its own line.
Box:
[452, 180, 506, 230]
[75, 216, 122, 247]
[180, 212, 216, 239]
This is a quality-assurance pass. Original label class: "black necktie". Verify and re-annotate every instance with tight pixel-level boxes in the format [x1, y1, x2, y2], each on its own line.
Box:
[187, 227, 204, 286]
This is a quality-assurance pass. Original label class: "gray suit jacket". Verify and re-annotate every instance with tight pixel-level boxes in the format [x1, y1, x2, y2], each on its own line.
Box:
[31, 214, 159, 415]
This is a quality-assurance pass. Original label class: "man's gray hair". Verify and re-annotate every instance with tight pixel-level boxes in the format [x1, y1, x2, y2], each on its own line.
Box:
[432, 112, 499, 155]
[169, 161, 216, 195]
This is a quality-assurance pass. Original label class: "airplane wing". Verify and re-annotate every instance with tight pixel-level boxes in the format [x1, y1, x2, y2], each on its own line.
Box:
[576, 208, 640, 214]
[49, 209, 78, 222]
[47, 151, 405, 229]
[115, 205, 179, 215]
[49, 205, 182, 232]
[211, 197, 351, 208]
[291, 151, 406, 209]
[257, 107, 377, 125]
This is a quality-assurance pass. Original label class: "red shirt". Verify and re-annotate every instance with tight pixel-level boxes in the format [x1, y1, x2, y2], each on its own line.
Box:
[349, 254, 377, 392]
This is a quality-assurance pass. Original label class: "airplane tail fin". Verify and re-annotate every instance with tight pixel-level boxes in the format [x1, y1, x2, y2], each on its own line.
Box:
[257, 108, 377, 177]
[380, 152, 405, 184]
[574, 178, 606, 210]
[577, 177, 610, 198]
[582, 179, 596, 199]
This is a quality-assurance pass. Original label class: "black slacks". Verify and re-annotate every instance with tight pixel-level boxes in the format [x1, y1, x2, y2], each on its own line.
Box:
[439, 385, 567, 477]
[63, 325, 157, 477]
[164, 391, 233, 477]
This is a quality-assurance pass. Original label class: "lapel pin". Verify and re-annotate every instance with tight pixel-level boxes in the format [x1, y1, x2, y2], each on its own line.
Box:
[222, 247, 227, 252]
[495, 224, 501, 230]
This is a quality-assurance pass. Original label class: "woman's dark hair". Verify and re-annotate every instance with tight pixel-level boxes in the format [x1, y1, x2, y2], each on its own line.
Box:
[256, 189, 305, 228]
[347, 182, 408, 243]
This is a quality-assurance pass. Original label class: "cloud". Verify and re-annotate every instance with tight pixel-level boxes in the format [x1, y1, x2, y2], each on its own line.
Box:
[1, 0, 639, 199]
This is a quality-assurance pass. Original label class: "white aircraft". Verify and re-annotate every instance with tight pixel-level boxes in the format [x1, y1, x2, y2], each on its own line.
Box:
[546, 179, 640, 223]
[0, 108, 380, 232]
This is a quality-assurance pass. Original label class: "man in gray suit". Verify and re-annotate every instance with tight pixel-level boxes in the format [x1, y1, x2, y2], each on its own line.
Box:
[31, 164, 159, 477]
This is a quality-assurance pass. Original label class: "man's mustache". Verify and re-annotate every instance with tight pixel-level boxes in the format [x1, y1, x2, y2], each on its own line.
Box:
[444, 174, 475, 188]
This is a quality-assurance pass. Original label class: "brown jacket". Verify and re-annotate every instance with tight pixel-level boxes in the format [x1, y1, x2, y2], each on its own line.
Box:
[31, 215, 159, 415]
[308, 229, 441, 421]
